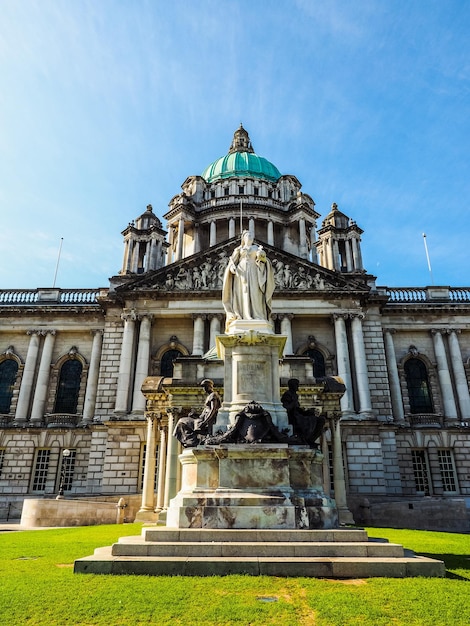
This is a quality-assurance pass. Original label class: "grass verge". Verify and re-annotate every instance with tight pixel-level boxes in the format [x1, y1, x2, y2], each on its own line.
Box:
[0, 524, 468, 625]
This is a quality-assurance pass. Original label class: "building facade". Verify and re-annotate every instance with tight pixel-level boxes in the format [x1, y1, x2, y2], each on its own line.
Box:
[1, 125, 469, 530]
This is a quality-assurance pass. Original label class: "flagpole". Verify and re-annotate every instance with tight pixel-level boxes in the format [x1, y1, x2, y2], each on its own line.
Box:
[52, 237, 64, 288]
[422, 233, 433, 285]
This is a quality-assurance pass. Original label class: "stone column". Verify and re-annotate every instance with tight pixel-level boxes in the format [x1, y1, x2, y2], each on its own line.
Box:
[192, 314, 206, 355]
[299, 217, 308, 258]
[176, 216, 185, 260]
[280, 314, 294, 356]
[267, 220, 274, 245]
[351, 314, 373, 418]
[310, 225, 318, 263]
[163, 409, 179, 509]
[249, 217, 255, 239]
[447, 330, 470, 419]
[332, 240, 340, 271]
[332, 315, 354, 417]
[136, 412, 158, 520]
[228, 218, 236, 239]
[30, 330, 56, 425]
[431, 329, 458, 421]
[114, 311, 137, 416]
[351, 238, 362, 271]
[131, 315, 153, 415]
[330, 414, 355, 525]
[82, 329, 104, 424]
[131, 241, 140, 273]
[194, 224, 201, 254]
[383, 329, 405, 422]
[326, 238, 334, 271]
[14, 330, 41, 424]
[209, 220, 217, 246]
[148, 237, 157, 270]
[345, 239, 353, 272]
[123, 239, 131, 273]
[208, 314, 222, 349]
[155, 420, 168, 513]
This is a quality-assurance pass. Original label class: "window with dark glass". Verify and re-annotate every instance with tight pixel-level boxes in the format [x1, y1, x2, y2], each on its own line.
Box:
[238, 185, 244, 195]
[404, 358, 433, 414]
[411, 449, 432, 495]
[254, 187, 259, 196]
[54, 360, 82, 414]
[160, 349, 182, 377]
[304, 348, 326, 378]
[437, 449, 458, 493]
[32, 449, 50, 492]
[210, 190, 215, 199]
[0, 359, 18, 413]
[224, 187, 229, 197]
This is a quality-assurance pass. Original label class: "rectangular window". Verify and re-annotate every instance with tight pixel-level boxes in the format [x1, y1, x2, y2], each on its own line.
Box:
[224, 187, 229, 197]
[238, 185, 244, 195]
[254, 187, 259, 196]
[0, 448, 5, 474]
[139, 443, 159, 491]
[57, 448, 77, 492]
[411, 449, 432, 495]
[437, 449, 459, 493]
[32, 449, 51, 492]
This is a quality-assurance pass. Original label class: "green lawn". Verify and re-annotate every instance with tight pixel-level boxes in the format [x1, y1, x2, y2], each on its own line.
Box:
[0, 524, 469, 625]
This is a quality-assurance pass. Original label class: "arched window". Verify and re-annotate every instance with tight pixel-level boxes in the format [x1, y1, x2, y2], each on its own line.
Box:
[404, 358, 433, 414]
[305, 348, 326, 378]
[54, 360, 82, 414]
[0, 360, 18, 413]
[160, 349, 182, 377]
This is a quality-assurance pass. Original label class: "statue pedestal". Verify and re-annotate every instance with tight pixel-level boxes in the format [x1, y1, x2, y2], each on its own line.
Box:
[215, 330, 288, 429]
[166, 444, 338, 529]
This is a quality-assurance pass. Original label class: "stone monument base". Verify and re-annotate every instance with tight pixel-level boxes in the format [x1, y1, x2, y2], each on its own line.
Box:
[165, 444, 338, 530]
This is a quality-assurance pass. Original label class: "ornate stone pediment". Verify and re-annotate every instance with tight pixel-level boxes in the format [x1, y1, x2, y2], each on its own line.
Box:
[115, 239, 369, 295]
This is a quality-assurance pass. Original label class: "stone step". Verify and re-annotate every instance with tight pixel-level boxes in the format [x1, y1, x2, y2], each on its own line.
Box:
[142, 527, 369, 543]
[74, 547, 445, 578]
[112, 539, 405, 558]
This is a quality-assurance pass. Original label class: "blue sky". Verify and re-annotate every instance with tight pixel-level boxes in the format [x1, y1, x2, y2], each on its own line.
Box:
[1, 0, 469, 289]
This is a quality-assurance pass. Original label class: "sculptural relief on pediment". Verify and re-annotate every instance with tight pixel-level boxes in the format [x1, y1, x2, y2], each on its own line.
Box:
[118, 241, 367, 294]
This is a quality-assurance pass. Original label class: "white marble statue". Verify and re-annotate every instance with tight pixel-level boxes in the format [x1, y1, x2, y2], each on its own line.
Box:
[222, 230, 275, 331]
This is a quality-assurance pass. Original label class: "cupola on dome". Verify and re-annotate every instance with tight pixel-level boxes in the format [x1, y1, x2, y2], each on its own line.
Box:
[202, 125, 281, 183]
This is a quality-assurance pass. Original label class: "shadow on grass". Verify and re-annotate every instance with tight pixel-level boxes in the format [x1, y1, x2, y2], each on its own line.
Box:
[418, 552, 470, 580]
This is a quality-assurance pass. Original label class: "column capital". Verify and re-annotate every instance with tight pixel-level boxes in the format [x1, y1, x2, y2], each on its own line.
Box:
[137, 313, 153, 322]
[383, 328, 397, 335]
[430, 328, 445, 337]
[445, 328, 461, 335]
[207, 313, 223, 321]
[121, 309, 137, 322]
[192, 313, 207, 321]
[349, 313, 365, 322]
[331, 313, 348, 323]
[90, 329, 104, 337]
[27, 329, 42, 336]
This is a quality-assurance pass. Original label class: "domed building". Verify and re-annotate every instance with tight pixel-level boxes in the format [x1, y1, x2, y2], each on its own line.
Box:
[0, 126, 469, 531]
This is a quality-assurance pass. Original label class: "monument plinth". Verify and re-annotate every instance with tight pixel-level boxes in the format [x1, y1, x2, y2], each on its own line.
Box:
[215, 328, 288, 429]
[166, 444, 337, 529]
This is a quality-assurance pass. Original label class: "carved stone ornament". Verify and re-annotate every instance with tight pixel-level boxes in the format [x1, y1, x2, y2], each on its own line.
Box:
[115, 240, 369, 295]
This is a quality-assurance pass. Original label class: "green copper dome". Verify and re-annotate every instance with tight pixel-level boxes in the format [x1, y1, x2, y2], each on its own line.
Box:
[202, 125, 281, 183]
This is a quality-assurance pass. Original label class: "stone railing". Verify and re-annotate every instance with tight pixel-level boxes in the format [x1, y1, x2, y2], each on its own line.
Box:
[44, 414, 81, 428]
[385, 287, 470, 303]
[0, 288, 101, 306]
[408, 414, 444, 428]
